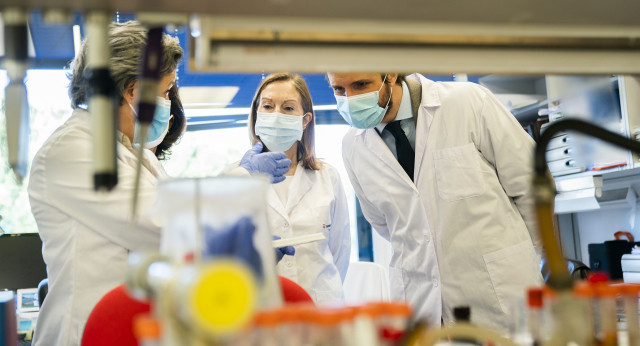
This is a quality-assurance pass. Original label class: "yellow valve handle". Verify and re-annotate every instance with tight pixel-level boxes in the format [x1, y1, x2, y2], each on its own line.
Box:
[189, 260, 257, 335]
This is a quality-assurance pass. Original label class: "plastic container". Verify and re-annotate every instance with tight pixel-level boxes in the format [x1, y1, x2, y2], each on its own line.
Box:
[374, 302, 411, 346]
[620, 284, 640, 346]
[526, 288, 544, 346]
[155, 176, 282, 309]
[308, 308, 347, 345]
[251, 309, 282, 346]
[593, 283, 618, 346]
[133, 314, 161, 346]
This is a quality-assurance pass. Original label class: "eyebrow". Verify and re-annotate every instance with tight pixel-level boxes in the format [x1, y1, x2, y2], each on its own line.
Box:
[351, 79, 372, 87]
[260, 97, 298, 103]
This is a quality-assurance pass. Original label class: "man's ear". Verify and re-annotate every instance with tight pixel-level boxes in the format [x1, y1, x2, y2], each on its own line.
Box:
[386, 73, 398, 85]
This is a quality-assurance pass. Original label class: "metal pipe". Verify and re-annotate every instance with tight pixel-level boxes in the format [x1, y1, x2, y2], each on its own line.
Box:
[131, 26, 164, 219]
[3, 7, 30, 183]
[86, 11, 118, 191]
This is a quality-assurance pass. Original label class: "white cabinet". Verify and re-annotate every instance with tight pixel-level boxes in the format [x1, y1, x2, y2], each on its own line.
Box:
[544, 75, 632, 177]
[483, 74, 640, 215]
[484, 74, 640, 178]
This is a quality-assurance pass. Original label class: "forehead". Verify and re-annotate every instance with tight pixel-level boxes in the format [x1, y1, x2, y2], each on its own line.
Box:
[327, 73, 381, 86]
[260, 80, 300, 102]
[160, 70, 177, 85]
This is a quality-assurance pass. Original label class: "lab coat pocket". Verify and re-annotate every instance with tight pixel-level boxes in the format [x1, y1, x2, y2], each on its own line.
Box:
[483, 240, 541, 314]
[388, 266, 406, 302]
[433, 143, 486, 201]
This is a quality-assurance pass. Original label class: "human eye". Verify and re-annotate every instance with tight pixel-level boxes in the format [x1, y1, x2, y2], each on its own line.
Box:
[261, 104, 273, 111]
[354, 81, 370, 90]
[332, 87, 345, 96]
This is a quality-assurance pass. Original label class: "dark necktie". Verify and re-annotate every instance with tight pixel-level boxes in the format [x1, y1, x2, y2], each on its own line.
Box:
[385, 120, 415, 181]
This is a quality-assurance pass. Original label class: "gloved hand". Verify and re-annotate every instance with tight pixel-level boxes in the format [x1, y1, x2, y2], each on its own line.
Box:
[203, 217, 264, 281]
[240, 142, 291, 183]
[273, 235, 295, 263]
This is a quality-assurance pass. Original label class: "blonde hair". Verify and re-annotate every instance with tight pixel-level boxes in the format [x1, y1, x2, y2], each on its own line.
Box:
[249, 73, 321, 171]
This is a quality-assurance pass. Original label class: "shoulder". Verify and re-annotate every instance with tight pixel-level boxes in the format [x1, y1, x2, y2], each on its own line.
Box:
[220, 161, 248, 177]
[341, 128, 362, 156]
[34, 109, 92, 163]
[314, 162, 343, 188]
[438, 81, 489, 101]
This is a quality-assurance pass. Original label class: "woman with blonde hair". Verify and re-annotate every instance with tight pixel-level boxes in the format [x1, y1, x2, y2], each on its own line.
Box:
[239, 72, 351, 306]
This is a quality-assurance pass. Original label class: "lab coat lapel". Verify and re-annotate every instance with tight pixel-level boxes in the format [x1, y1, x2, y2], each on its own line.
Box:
[410, 75, 441, 179]
[285, 162, 311, 213]
[266, 185, 288, 220]
[364, 129, 415, 187]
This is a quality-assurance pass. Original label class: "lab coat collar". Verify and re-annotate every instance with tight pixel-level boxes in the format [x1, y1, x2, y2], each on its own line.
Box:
[408, 73, 441, 108]
[363, 128, 416, 188]
[407, 73, 440, 180]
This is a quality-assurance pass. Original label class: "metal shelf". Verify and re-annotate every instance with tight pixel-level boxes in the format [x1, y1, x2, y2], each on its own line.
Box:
[511, 99, 548, 124]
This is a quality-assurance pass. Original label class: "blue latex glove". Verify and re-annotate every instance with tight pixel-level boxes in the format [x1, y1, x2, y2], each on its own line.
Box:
[203, 217, 264, 281]
[272, 235, 295, 263]
[240, 142, 291, 184]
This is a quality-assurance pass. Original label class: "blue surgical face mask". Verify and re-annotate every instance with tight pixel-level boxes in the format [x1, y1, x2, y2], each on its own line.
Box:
[130, 96, 172, 148]
[255, 112, 304, 152]
[334, 75, 392, 129]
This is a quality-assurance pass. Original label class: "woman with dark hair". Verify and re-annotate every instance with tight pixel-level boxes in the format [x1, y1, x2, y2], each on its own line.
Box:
[154, 85, 186, 161]
[28, 21, 184, 346]
[231, 72, 351, 306]
[27, 21, 281, 345]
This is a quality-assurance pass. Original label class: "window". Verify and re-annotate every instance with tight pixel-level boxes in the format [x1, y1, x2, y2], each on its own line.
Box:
[163, 124, 359, 261]
[0, 70, 73, 234]
[1, 72, 359, 260]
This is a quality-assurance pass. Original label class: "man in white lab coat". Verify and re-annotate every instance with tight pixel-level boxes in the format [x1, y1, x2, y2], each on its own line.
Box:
[326, 73, 544, 331]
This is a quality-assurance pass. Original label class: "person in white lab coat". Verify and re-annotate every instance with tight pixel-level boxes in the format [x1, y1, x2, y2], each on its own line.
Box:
[27, 22, 288, 346]
[27, 22, 184, 346]
[326, 73, 543, 332]
[229, 72, 351, 306]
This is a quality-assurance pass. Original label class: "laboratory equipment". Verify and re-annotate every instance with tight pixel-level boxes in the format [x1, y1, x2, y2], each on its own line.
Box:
[85, 11, 118, 191]
[621, 284, 640, 346]
[272, 232, 325, 248]
[526, 288, 544, 346]
[154, 175, 282, 306]
[533, 118, 640, 345]
[534, 119, 640, 289]
[131, 25, 164, 218]
[127, 254, 259, 345]
[3, 7, 30, 183]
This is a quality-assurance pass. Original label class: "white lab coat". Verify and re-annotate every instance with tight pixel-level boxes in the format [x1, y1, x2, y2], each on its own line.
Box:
[342, 74, 543, 331]
[225, 160, 351, 306]
[28, 109, 166, 346]
[268, 162, 351, 306]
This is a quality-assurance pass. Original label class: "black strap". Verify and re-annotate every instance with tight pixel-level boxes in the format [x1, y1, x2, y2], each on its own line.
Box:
[385, 120, 415, 181]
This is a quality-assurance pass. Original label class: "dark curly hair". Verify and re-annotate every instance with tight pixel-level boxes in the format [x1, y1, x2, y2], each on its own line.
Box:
[155, 85, 186, 160]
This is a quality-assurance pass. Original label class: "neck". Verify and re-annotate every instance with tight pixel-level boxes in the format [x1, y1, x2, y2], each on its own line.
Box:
[118, 102, 136, 143]
[284, 144, 298, 176]
[381, 82, 403, 124]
